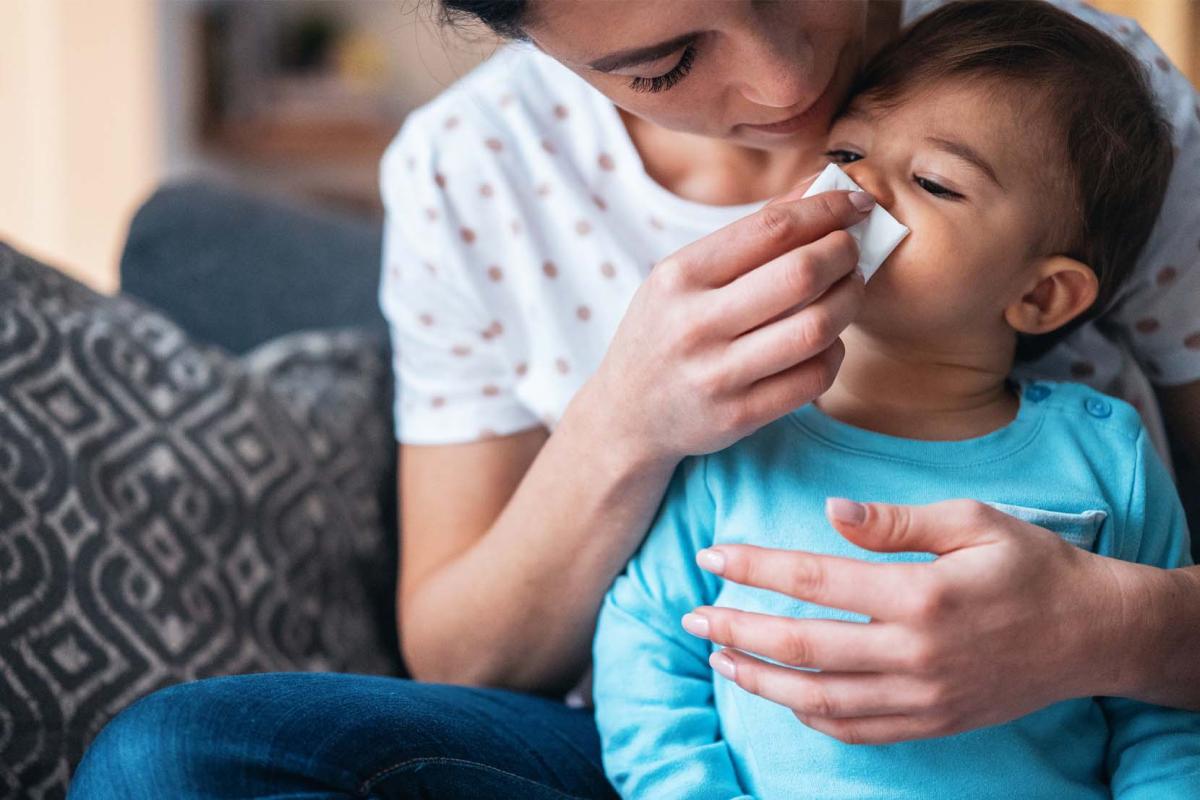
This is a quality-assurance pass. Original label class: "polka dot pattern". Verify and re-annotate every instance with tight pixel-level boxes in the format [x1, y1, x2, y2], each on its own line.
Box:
[1134, 318, 1160, 334]
[384, 11, 1200, 449]
[1070, 361, 1095, 379]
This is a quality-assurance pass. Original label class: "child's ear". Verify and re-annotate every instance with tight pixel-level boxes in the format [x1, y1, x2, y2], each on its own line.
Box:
[1004, 256, 1099, 336]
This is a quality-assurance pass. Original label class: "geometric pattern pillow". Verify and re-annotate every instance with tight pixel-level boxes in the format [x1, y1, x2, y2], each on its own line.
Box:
[0, 243, 400, 799]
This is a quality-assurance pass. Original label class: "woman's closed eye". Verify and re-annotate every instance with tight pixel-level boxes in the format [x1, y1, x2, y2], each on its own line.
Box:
[629, 45, 697, 94]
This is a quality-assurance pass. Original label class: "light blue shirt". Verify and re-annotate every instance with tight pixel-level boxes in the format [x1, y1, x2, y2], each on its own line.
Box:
[593, 381, 1200, 799]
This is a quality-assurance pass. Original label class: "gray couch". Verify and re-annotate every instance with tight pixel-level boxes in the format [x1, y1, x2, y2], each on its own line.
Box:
[0, 182, 403, 798]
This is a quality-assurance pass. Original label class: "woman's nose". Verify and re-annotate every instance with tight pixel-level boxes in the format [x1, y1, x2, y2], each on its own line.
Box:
[735, 38, 814, 109]
[844, 162, 895, 208]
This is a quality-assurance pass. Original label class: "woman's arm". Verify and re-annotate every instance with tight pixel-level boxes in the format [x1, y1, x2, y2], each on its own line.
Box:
[683, 499, 1200, 745]
[397, 189, 874, 693]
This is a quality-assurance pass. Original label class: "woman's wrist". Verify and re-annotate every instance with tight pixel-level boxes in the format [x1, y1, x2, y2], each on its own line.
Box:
[1102, 560, 1200, 705]
[1080, 554, 1188, 702]
[563, 371, 680, 481]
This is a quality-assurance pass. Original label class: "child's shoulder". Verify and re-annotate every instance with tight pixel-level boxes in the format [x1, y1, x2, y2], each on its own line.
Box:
[1021, 380, 1145, 445]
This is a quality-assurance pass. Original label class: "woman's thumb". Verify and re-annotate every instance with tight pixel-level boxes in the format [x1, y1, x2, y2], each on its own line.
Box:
[824, 497, 998, 555]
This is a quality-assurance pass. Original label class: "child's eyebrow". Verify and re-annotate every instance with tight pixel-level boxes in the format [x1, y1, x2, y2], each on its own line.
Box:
[926, 136, 1004, 190]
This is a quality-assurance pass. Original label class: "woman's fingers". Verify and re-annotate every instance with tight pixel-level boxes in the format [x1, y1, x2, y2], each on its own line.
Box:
[708, 649, 931, 721]
[695, 544, 933, 621]
[723, 267, 864, 385]
[671, 190, 873, 288]
[715, 228, 859, 337]
[734, 338, 845, 425]
[683, 609, 913, 673]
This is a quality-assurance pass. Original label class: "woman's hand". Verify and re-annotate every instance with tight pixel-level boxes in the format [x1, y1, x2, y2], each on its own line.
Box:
[581, 184, 875, 468]
[682, 498, 1138, 744]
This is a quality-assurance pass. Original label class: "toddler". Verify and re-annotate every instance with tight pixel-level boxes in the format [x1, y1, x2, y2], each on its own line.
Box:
[593, 2, 1199, 798]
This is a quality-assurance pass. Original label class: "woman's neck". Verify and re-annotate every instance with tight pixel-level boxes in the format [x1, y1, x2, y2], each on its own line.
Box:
[619, 110, 825, 205]
[816, 326, 1020, 441]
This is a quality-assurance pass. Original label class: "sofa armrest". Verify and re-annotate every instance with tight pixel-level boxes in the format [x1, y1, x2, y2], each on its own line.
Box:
[120, 180, 386, 354]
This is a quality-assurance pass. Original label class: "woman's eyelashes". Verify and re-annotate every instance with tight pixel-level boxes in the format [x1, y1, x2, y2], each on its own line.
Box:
[629, 45, 696, 94]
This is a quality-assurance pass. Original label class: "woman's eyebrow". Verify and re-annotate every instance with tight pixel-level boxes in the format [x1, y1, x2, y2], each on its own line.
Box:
[926, 136, 1004, 190]
[587, 33, 698, 73]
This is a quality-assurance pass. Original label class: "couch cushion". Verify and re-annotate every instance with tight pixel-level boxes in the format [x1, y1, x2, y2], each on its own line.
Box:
[120, 180, 385, 355]
[0, 243, 400, 798]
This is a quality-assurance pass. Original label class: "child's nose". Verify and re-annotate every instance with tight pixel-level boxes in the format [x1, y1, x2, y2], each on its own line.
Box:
[844, 162, 895, 209]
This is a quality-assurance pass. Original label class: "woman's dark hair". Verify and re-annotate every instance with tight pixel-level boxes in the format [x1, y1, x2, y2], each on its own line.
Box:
[439, 0, 529, 40]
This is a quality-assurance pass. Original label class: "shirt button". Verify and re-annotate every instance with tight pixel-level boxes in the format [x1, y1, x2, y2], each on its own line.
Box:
[1084, 397, 1112, 418]
[1025, 383, 1051, 402]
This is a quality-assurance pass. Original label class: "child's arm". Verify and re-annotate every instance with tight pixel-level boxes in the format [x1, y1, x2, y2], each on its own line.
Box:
[1100, 428, 1200, 798]
[593, 457, 753, 800]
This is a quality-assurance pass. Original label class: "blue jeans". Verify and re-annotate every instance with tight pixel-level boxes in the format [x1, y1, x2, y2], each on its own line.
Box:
[69, 673, 616, 799]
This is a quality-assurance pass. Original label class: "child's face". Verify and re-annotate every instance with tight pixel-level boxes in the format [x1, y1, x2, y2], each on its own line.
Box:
[826, 80, 1064, 348]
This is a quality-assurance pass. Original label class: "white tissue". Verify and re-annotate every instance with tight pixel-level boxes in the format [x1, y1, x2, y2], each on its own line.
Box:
[802, 163, 908, 282]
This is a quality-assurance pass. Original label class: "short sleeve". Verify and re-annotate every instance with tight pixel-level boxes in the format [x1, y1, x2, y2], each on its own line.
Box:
[1098, 20, 1200, 386]
[379, 113, 539, 445]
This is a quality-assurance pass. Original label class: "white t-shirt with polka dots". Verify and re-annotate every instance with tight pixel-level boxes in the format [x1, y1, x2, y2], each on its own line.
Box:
[380, 1, 1200, 451]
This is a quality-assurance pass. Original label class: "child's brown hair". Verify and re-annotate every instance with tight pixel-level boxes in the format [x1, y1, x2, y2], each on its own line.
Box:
[849, 0, 1174, 359]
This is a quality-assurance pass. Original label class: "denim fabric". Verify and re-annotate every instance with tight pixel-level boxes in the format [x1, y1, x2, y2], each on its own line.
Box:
[70, 674, 615, 799]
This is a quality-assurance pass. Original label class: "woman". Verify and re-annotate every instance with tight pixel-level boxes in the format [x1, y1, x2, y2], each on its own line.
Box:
[73, 1, 1200, 796]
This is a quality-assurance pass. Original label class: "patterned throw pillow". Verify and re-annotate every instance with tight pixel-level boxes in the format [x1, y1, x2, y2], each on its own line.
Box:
[0, 243, 400, 798]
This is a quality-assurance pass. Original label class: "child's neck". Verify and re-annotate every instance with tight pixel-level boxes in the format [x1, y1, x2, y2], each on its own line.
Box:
[816, 327, 1020, 441]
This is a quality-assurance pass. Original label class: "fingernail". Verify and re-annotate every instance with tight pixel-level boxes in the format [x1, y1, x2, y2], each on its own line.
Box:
[710, 651, 737, 680]
[849, 191, 876, 212]
[681, 613, 710, 638]
[800, 170, 822, 184]
[853, 265, 866, 282]
[826, 497, 866, 525]
[696, 549, 726, 575]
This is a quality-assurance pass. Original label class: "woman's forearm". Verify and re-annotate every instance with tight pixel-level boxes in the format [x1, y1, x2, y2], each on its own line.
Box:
[400, 379, 679, 693]
[398, 191, 869, 693]
[1108, 561, 1200, 709]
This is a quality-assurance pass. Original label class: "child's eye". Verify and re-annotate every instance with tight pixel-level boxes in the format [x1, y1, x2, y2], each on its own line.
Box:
[823, 149, 863, 164]
[629, 45, 697, 94]
[915, 176, 963, 201]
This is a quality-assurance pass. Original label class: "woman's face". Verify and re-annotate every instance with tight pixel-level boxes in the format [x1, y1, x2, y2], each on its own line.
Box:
[526, 0, 870, 151]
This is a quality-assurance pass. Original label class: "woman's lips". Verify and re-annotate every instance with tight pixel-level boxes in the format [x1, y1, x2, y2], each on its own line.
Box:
[738, 60, 843, 136]
[742, 108, 817, 135]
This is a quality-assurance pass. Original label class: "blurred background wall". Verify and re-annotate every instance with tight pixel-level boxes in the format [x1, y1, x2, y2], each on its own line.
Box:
[0, 0, 1196, 295]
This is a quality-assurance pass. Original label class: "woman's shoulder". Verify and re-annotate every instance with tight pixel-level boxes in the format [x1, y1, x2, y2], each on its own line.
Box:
[382, 43, 603, 185]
